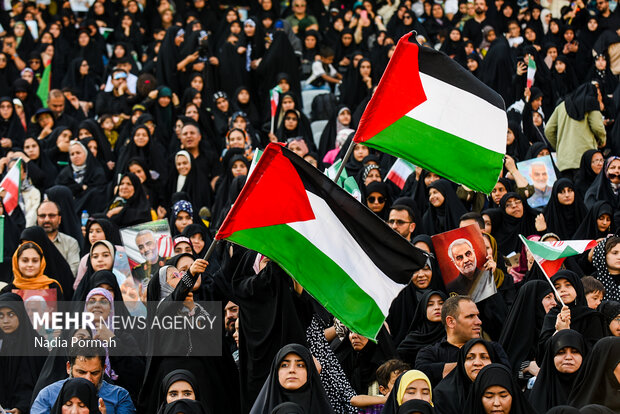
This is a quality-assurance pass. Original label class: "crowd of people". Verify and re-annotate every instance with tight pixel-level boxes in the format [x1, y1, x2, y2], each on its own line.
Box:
[0, 0, 619, 413]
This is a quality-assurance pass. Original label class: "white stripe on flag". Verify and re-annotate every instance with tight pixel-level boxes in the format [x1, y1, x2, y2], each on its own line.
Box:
[406, 73, 506, 154]
[288, 191, 404, 315]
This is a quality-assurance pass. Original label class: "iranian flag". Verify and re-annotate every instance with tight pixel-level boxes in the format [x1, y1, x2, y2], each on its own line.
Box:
[353, 33, 507, 193]
[386, 159, 415, 189]
[269, 86, 282, 133]
[216, 143, 428, 339]
[526, 58, 536, 89]
[519, 235, 597, 276]
[0, 158, 22, 215]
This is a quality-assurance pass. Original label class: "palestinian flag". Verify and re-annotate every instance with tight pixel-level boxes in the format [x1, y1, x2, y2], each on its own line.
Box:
[526, 58, 536, 89]
[519, 235, 597, 276]
[353, 33, 507, 193]
[386, 158, 415, 189]
[0, 158, 22, 215]
[216, 143, 428, 339]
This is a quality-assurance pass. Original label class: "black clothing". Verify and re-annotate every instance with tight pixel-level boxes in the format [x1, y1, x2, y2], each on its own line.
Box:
[415, 338, 510, 387]
[249, 343, 335, 414]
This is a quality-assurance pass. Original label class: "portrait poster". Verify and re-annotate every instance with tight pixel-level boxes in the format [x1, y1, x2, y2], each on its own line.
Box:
[431, 225, 496, 302]
[12, 289, 57, 341]
[120, 219, 172, 285]
[516, 155, 557, 208]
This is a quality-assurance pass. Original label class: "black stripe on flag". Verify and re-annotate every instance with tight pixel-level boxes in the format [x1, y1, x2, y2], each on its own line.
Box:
[417, 46, 506, 112]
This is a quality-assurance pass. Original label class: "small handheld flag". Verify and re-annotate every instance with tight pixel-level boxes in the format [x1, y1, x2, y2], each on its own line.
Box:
[0, 158, 22, 215]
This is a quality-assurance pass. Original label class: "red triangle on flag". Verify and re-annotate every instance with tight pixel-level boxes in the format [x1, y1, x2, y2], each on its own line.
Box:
[216, 144, 316, 239]
[354, 32, 427, 143]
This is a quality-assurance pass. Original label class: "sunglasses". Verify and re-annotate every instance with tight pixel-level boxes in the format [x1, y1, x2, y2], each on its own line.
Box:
[367, 196, 385, 203]
[608, 173, 620, 180]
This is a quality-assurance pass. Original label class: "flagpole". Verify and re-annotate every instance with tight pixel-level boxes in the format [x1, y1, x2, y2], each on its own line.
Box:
[333, 139, 355, 182]
[534, 260, 565, 307]
[202, 239, 219, 261]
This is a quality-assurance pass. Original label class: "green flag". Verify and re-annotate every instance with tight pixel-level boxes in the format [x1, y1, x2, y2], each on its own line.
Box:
[36, 63, 52, 107]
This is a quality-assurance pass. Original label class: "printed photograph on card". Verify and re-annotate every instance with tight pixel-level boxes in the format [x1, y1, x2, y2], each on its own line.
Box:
[431, 225, 496, 302]
[12, 289, 57, 341]
[120, 219, 172, 285]
[516, 155, 557, 208]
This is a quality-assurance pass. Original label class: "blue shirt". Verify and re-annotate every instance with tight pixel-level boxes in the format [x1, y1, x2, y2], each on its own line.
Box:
[31, 378, 136, 414]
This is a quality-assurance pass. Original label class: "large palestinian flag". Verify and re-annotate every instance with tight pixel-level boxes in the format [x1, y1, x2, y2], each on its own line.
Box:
[353, 33, 507, 194]
[216, 143, 428, 339]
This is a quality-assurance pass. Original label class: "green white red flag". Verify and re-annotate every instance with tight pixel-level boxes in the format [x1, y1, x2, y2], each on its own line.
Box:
[526, 58, 536, 89]
[519, 235, 597, 276]
[216, 143, 428, 339]
[386, 158, 415, 189]
[353, 33, 507, 193]
[0, 158, 22, 215]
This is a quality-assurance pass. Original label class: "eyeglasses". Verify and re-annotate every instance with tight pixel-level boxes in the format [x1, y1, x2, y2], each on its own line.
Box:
[505, 200, 522, 208]
[367, 196, 385, 203]
[592, 158, 605, 164]
[388, 219, 412, 226]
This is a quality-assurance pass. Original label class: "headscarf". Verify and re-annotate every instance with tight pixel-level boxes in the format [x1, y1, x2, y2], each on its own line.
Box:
[482, 232, 505, 287]
[492, 192, 539, 256]
[45, 185, 85, 246]
[162, 399, 210, 414]
[592, 236, 620, 301]
[0, 292, 47, 412]
[529, 330, 587, 412]
[182, 224, 212, 257]
[599, 301, 620, 333]
[19, 227, 74, 298]
[84, 287, 117, 380]
[540, 270, 607, 351]
[397, 399, 435, 414]
[464, 364, 536, 414]
[249, 343, 335, 414]
[381, 370, 433, 414]
[50, 378, 101, 414]
[433, 338, 503, 414]
[564, 83, 600, 121]
[397, 291, 447, 365]
[421, 179, 467, 235]
[498, 280, 554, 373]
[543, 178, 587, 239]
[170, 199, 195, 236]
[585, 156, 620, 211]
[108, 172, 151, 227]
[567, 337, 620, 410]
[155, 370, 203, 414]
[574, 150, 602, 197]
[365, 181, 391, 220]
[175, 150, 192, 192]
[572, 201, 614, 239]
[82, 217, 122, 255]
[69, 140, 89, 183]
[11, 241, 61, 292]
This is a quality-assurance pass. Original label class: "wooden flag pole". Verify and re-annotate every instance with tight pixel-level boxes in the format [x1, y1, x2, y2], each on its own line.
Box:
[202, 239, 220, 261]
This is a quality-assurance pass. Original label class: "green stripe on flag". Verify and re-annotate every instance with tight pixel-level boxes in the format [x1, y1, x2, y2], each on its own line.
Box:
[37, 64, 52, 107]
[366, 115, 504, 193]
[228, 223, 386, 339]
[520, 235, 582, 260]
